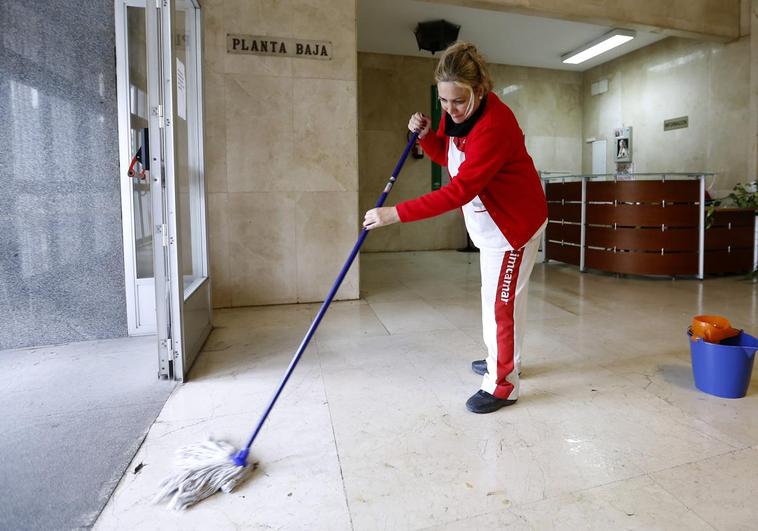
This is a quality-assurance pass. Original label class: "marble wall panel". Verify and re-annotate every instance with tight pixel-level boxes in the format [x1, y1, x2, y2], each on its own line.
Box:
[291, 78, 358, 192]
[203, 72, 227, 193]
[290, 0, 357, 81]
[207, 193, 231, 308]
[708, 37, 751, 190]
[295, 192, 359, 302]
[227, 192, 298, 306]
[221, 1, 294, 78]
[359, 56, 435, 135]
[202, 0, 226, 76]
[205, 0, 359, 308]
[582, 36, 751, 193]
[224, 74, 294, 193]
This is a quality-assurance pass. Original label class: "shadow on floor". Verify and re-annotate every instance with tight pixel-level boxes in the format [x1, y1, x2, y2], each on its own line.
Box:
[0, 335, 175, 531]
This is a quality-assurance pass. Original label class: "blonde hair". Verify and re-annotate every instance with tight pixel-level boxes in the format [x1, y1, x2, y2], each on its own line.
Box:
[434, 42, 493, 118]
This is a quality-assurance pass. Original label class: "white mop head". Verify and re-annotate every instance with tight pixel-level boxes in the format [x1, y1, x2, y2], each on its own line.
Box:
[154, 439, 252, 510]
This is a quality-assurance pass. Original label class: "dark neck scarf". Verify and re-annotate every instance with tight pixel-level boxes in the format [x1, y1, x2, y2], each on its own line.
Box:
[445, 94, 487, 137]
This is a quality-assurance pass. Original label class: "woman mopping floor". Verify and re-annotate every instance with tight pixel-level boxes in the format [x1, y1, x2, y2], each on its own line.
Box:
[154, 41, 547, 511]
[363, 41, 548, 414]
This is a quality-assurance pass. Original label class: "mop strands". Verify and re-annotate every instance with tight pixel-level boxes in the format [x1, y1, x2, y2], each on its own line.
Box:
[154, 439, 252, 510]
[154, 132, 419, 510]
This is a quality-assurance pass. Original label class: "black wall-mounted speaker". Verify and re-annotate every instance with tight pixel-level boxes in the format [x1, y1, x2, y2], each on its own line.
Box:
[414, 19, 461, 54]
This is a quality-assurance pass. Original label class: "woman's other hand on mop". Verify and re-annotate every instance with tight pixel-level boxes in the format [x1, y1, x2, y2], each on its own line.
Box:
[408, 112, 431, 139]
[363, 207, 399, 230]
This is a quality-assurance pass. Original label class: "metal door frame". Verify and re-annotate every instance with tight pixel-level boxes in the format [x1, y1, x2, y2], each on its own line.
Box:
[151, 0, 211, 380]
[143, 0, 175, 378]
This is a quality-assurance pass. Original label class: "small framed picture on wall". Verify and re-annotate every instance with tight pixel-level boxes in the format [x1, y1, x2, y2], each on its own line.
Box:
[614, 126, 632, 163]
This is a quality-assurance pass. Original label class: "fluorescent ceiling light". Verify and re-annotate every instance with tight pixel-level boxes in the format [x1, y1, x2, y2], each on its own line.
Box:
[562, 29, 636, 65]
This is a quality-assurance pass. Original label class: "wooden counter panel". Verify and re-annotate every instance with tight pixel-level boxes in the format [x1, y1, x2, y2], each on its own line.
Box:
[586, 204, 698, 226]
[545, 182, 582, 202]
[546, 242, 580, 265]
[586, 226, 698, 251]
[545, 222, 581, 244]
[709, 210, 755, 228]
[541, 188, 754, 276]
[547, 202, 582, 223]
[586, 180, 699, 202]
[705, 226, 754, 250]
[704, 249, 754, 273]
[585, 248, 698, 275]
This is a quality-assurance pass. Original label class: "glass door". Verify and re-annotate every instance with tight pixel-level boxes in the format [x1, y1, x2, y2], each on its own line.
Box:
[169, 0, 211, 379]
[147, 0, 211, 380]
[116, 1, 157, 336]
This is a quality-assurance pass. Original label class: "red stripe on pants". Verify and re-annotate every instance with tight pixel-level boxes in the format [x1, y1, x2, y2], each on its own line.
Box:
[492, 248, 523, 399]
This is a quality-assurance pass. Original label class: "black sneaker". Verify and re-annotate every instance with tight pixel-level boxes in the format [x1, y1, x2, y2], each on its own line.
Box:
[465, 390, 517, 414]
[471, 360, 521, 377]
[471, 359, 487, 375]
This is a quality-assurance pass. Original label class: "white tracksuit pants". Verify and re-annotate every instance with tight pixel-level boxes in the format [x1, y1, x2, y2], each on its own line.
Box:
[478, 231, 541, 401]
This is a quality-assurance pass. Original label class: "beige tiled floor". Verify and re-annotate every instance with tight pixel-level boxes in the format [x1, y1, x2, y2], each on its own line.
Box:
[95, 251, 758, 530]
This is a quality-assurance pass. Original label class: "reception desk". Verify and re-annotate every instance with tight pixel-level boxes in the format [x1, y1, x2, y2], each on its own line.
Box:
[542, 174, 756, 278]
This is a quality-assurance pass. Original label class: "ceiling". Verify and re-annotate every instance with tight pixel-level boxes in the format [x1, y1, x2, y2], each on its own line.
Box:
[357, 0, 668, 71]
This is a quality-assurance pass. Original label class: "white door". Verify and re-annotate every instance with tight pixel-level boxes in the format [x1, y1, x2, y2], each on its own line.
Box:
[146, 0, 212, 380]
[592, 139, 607, 175]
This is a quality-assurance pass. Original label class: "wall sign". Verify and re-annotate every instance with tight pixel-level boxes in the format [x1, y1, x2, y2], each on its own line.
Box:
[664, 116, 688, 131]
[227, 34, 332, 60]
[590, 78, 608, 96]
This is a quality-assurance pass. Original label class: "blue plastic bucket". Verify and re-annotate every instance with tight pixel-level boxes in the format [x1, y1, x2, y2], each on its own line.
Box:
[688, 331, 758, 399]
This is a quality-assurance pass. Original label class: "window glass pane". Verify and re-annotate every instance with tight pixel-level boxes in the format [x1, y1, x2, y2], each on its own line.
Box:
[174, 2, 205, 297]
[127, 6, 153, 279]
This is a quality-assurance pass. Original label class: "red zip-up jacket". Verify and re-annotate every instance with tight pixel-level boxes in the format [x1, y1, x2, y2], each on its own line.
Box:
[396, 92, 547, 250]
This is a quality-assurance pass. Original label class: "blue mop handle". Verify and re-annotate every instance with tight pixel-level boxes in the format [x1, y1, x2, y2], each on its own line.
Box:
[234, 132, 420, 464]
